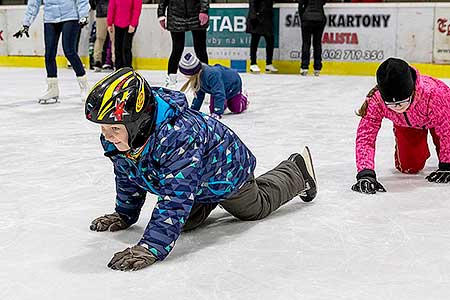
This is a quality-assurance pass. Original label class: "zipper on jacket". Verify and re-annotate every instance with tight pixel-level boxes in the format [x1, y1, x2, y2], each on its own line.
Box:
[403, 112, 412, 127]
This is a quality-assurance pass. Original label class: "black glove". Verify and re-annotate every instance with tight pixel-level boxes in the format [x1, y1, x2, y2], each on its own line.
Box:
[90, 212, 130, 232]
[351, 169, 386, 194]
[13, 25, 29, 38]
[79, 17, 89, 28]
[108, 245, 157, 271]
[426, 162, 450, 183]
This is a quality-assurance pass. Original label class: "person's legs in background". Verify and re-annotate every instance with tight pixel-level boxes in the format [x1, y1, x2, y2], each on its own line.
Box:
[166, 31, 185, 87]
[62, 20, 88, 101]
[300, 21, 313, 76]
[114, 26, 127, 69]
[61, 20, 86, 77]
[192, 30, 208, 64]
[40, 23, 62, 103]
[94, 17, 108, 71]
[44, 23, 62, 78]
[312, 21, 326, 76]
[249, 33, 261, 73]
[123, 29, 136, 68]
[263, 34, 277, 73]
[102, 37, 114, 70]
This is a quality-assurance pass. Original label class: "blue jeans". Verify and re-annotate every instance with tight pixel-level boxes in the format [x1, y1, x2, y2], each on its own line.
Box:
[44, 21, 86, 78]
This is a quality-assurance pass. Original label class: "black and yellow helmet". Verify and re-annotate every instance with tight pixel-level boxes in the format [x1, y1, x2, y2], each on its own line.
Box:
[85, 67, 156, 148]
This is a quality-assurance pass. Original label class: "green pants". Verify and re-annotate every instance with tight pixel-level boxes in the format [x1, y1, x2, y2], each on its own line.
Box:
[183, 160, 306, 231]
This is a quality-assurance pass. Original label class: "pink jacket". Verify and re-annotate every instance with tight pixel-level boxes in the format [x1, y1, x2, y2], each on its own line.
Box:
[107, 0, 142, 28]
[356, 68, 450, 172]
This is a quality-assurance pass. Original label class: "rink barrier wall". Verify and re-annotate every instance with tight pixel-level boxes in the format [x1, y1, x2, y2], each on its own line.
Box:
[1, 3, 450, 77]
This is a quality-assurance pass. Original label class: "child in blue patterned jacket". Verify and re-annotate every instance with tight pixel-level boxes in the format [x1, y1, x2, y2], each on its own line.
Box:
[180, 52, 249, 119]
[85, 68, 318, 271]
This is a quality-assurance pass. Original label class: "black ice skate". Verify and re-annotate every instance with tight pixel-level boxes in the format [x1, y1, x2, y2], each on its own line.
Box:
[288, 146, 317, 202]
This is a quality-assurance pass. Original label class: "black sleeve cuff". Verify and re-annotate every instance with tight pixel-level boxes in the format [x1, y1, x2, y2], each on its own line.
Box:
[439, 162, 450, 171]
[356, 169, 376, 180]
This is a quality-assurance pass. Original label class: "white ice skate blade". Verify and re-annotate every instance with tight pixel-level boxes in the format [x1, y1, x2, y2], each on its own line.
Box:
[38, 97, 59, 105]
[302, 146, 316, 182]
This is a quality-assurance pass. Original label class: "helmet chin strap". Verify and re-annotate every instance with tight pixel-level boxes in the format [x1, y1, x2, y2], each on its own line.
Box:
[126, 114, 155, 149]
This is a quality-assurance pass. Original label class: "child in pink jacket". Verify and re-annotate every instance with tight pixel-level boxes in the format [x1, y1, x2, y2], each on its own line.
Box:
[352, 57, 450, 194]
[107, 0, 142, 68]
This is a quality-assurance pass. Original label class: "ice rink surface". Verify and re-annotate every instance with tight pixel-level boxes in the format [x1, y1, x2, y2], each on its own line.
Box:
[1, 68, 449, 300]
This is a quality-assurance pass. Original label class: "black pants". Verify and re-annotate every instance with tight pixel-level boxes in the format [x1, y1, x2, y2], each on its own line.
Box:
[183, 160, 306, 232]
[44, 21, 85, 78]
[114, 26, 135, 69]
[168, 30, 208, 74]
[301, 21, 326, 71]
[250, 33, 274, 65]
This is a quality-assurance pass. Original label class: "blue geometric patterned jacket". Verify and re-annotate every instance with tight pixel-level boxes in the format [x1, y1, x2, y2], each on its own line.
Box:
[100, 87, 256, 260]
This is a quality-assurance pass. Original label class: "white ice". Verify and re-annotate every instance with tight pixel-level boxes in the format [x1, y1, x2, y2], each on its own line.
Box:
[1, 68, 449, 300]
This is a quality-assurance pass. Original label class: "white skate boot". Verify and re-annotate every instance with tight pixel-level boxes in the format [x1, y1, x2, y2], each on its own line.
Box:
[249, 64, 260, 74]
[265, 64, 278, 73]
[164, 74, 177, 89]
[38, 78, 59, 104]
[300, 69, 309, 76]
[77, 75, 89, 103]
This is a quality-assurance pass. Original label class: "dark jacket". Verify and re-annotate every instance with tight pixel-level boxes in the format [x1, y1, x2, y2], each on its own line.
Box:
[246, 0, 274, 36]
[298, 0, 326, 23]
[158, 0, 209, 32]
[90, 0, 109, 18]
[102, 87, 256, 261]
[191, 64, 243, 115]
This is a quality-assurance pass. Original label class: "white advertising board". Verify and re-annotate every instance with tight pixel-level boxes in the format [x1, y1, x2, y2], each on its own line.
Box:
[433, 7, 450, 63]
[279, 6, 397, 62]
[397, 7, 433, 63]
[6, 7, 90, 57]
[0, 9, 7, 56]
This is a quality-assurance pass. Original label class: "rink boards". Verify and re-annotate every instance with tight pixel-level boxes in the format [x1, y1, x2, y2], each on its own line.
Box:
[1, 3, 450, 76]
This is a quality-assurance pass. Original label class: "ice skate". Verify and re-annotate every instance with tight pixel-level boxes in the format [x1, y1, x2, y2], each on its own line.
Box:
[249, 64, 260, 74]
[300, 69, 308, 76]
[38, 78, 59, 104]
[164, 74, 177, 89]
[77, 75, 89, 103]
[102, 64, 113, 72]
[313, 70, 320, 77]
[288, 146, 317, 202]
[265, 64, 278, 73]
[93, 61, 102, 72]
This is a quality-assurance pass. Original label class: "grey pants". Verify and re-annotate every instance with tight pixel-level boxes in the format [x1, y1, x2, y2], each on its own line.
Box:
[183, 160, 306, 231]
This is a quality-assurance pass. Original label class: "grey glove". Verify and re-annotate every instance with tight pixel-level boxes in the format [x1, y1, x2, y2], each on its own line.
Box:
[13, 25, 29, 38]
[90, 212, 130, 232]
[108, 245, 157, 271]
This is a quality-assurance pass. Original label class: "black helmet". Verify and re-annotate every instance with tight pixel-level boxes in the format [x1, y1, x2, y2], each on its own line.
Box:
[85, 67, 156, 148]
[376, 57, 416, 103]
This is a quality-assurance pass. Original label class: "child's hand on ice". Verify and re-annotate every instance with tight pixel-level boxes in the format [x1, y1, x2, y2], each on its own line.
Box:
[90, 212, 130, 232]
[108, 245, 157, 271]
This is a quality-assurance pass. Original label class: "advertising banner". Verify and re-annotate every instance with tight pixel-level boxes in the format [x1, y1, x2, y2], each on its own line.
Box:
[279, 6, 396, 63]
[0, 10, 6, 56]
[433, 7, 450, 63]
[186, 7, 279, 60]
